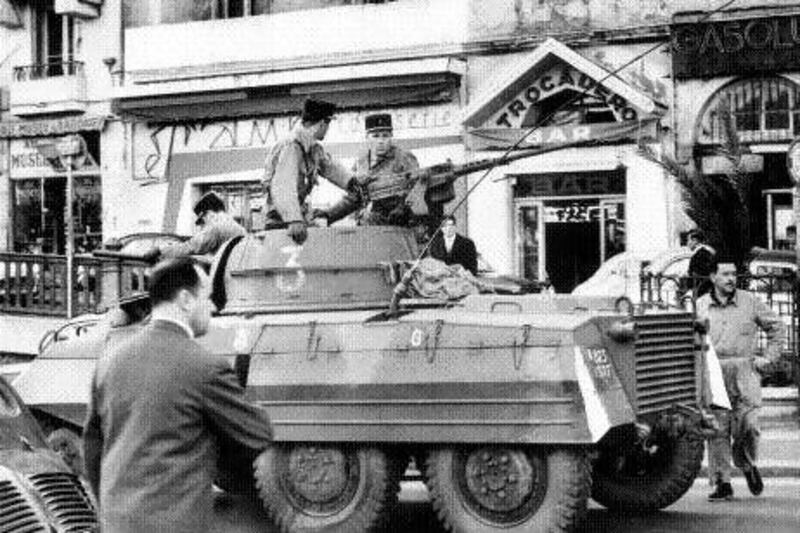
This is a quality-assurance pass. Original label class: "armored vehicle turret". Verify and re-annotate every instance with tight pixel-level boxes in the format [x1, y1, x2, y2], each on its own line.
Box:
[15, 226, 707, 533]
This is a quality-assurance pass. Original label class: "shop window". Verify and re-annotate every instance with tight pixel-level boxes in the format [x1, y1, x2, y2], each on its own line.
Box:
[203, 182, 266, 232]
[698, 77, 800, 144]
[519, 88, 621, 129]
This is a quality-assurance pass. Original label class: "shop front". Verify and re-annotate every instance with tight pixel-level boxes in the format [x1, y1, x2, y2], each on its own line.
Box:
[462, 38, 673, 292]
[672, 7, 800, 252]
[0, 117, 104, 253]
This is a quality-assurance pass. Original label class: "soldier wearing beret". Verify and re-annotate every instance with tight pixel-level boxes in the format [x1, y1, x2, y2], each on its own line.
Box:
[155, 191, 246, 259]
[320, 113, 424, 227]
[263, 98, 353, 244]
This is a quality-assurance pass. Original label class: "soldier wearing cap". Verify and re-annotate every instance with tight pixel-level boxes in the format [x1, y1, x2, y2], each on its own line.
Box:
[320, 113, 423, 227]
[155, 191, 246, 259]
[263, 98, 353, 244]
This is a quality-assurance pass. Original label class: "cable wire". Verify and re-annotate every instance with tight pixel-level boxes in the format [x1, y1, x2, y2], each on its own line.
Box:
[410, 0, 740, 268]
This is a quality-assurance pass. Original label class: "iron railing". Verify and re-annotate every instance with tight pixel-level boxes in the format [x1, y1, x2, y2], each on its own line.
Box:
[12, 61, 84, 82]
[641, 273, 799, 360]
[0, 252, 148, 317]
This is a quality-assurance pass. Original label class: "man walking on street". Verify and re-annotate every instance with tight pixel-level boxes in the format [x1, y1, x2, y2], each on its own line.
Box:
[321, 113, 422, 226]
[696, 257, 784, 502]
[83, 257, 273, 533]
[428, 215, 478, 275]
[156, 191, 246, 259]
[263, 98, 352, 244]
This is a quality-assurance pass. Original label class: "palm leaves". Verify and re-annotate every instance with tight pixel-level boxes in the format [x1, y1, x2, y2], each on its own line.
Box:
[638, 98, 753, 267]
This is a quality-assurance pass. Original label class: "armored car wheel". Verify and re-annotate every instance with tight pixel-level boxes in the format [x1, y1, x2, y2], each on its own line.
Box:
[254, 444, 401, 533]
[591, 422, 704, 511]
[425, 447, 590, 533]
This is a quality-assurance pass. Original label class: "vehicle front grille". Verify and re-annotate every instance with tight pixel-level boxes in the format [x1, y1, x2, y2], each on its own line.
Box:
[0, 479, 45, 533]
[634, 314, 698, 415]
[28, 473, 97, 532]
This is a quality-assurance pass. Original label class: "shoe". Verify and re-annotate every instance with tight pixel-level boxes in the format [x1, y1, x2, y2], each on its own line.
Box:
[744, 465, 764, 496]
[708, 482, 734, 502]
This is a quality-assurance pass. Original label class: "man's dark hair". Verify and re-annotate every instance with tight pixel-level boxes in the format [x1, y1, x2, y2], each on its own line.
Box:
[148, 257, 201, 306]
[708, 254, 739, 274]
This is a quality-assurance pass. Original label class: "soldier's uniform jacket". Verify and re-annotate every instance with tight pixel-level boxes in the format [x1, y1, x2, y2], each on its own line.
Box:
[263, 126, 351, 224]
[159, 214, 246, 258]
[328, 144, 421, 225]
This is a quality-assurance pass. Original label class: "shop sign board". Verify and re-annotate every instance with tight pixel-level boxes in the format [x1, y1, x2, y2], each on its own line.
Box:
[466, 121, 657, 151]
[672, 14, 800, 79]
[514, 171, 626, 198]
[8, 138, 99, 179]
[132, 105, 457, 181]
[489, 65, 639, 130]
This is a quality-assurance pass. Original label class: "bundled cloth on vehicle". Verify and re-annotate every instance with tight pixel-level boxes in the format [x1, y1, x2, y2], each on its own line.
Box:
[408, 258, 490, 300]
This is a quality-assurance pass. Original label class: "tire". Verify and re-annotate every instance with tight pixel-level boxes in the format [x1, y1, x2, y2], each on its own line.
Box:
[425, 447, 590, 533]
[591, 425, 704, 511]
[47, 428, 85, 477]
[254, 444, 401, 533]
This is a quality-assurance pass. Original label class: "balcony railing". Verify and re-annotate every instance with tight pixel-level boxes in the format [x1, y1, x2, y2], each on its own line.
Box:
[13, 61, 85, 82]
[0, 253, 149, 317]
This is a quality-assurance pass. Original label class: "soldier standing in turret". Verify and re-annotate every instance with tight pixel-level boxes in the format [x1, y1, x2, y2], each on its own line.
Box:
[263, 98, 353, 244]
[320, 113, 425, 227]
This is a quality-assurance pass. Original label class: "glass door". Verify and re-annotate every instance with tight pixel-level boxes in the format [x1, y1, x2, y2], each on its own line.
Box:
[515, 202, 543, 282]
[600, 199, 626, 261]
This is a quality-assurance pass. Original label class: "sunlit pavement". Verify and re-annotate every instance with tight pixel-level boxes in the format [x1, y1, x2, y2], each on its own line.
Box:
[213, 477, 800, 532]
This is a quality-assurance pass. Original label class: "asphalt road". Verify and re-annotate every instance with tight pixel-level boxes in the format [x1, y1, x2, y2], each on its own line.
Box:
[212, 477, 800, 532]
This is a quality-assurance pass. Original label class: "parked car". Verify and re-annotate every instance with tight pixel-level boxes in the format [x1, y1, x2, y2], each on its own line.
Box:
[100, 232, 189, 255]
[0, 375, 98, 531]
[746, 248, 797, 386]
[571, 248, 692, 304]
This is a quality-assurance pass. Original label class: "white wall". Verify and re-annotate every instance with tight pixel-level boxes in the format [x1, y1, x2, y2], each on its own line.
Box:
[125, 0, 467, 75]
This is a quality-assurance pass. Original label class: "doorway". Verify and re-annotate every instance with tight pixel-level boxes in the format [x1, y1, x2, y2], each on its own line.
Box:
[515, 196, 625, 293]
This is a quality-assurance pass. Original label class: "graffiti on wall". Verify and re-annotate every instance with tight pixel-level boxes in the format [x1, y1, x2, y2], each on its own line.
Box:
[133, 106, 456, 181]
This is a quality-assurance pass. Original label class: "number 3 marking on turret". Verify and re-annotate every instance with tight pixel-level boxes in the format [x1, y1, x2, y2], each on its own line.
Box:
[276, 245, 306, 292]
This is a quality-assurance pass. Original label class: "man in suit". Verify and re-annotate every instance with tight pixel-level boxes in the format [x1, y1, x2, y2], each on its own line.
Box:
[686, 229, 716, 297]
[83, 257, 273, 533]
[428, 215, 478, 275]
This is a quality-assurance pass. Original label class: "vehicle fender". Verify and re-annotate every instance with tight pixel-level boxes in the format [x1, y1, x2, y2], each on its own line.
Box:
[572, 319, 636, 442]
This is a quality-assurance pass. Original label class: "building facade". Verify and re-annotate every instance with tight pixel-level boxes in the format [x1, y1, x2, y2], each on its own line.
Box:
[671, 5, 800, 253]
[2, 0, 790, 292]
[0, 0, 118, 254]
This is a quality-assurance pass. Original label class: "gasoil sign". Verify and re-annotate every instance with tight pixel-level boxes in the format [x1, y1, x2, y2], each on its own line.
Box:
[672, 14, 800, 79]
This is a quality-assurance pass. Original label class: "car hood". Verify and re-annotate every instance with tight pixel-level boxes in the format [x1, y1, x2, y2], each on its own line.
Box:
[0, 448, 70, 476]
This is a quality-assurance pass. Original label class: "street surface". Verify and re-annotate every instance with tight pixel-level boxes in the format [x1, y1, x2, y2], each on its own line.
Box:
[213, 477, 800, 532]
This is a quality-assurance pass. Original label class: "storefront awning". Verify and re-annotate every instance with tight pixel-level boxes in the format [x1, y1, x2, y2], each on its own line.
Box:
[0, 115, 107, 139]
[115, 57, 465, 123]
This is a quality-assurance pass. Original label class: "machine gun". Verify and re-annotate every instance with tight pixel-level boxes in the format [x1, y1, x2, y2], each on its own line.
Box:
[358, 141, 586, 207]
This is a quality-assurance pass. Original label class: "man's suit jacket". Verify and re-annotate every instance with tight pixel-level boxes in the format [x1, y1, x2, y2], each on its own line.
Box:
[83, 320, 273, 533]
[429, 233, 478, 275]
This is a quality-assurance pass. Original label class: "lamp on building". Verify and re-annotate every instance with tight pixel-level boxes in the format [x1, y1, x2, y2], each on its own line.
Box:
[102, 57, 116, 72]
